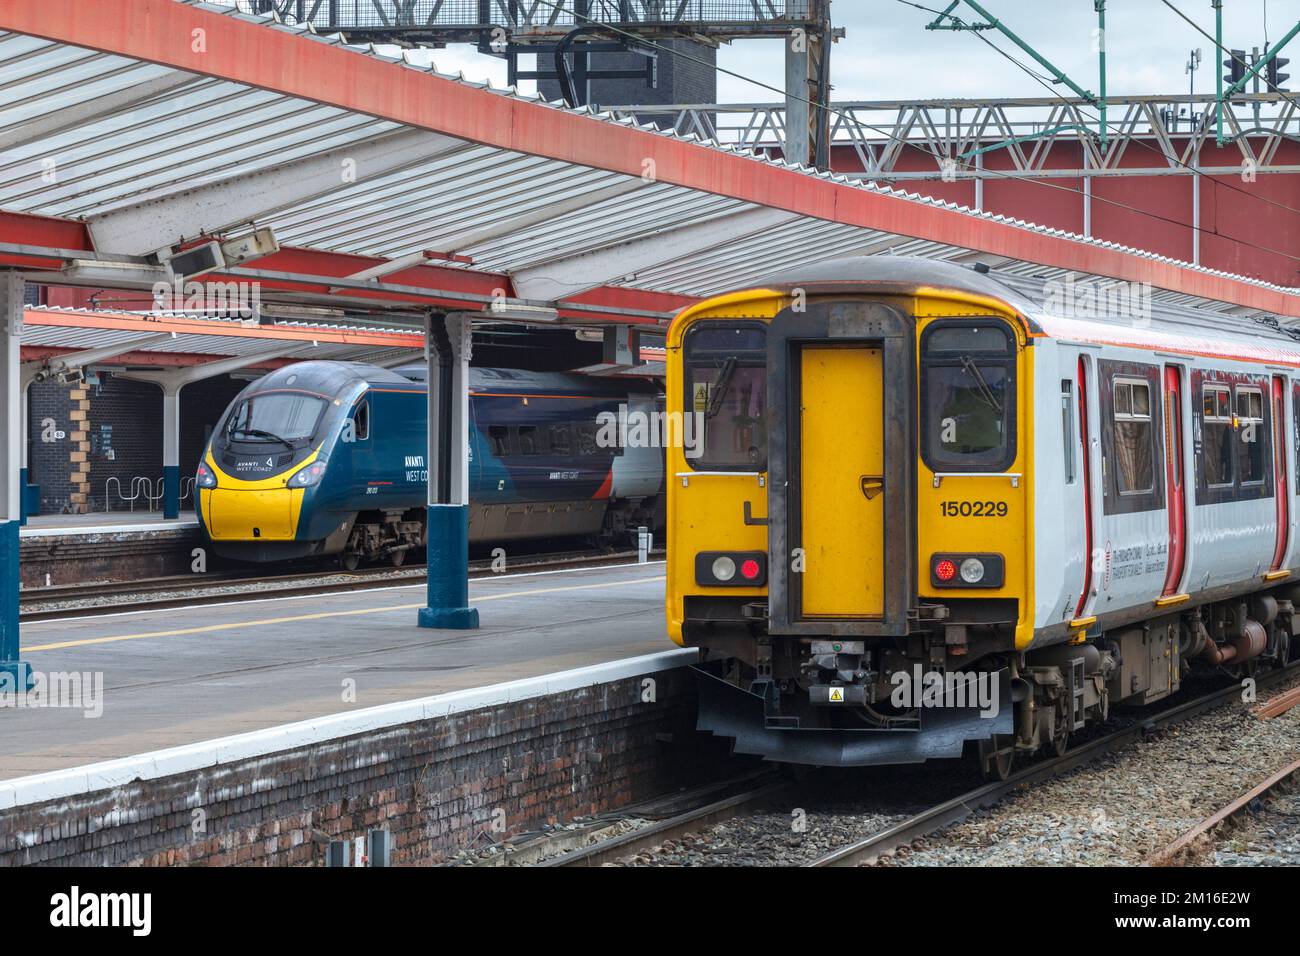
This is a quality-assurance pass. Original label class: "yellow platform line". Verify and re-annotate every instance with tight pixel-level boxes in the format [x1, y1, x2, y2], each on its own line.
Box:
[23, 576, 666, 653]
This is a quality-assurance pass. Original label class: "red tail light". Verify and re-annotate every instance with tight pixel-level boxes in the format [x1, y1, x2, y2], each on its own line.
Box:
[934, 558, 957, 582]
[740, 559, 761, 580]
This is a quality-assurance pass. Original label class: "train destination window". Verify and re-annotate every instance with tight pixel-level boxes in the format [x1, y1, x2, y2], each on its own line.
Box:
[920, 320, 1016, 472]
[1236, 386, 1266, 484]
[226, 393, 324, 446]
[684, 324, 767, 471]
[1202, 383, 1234, 488]
[1111, 378, 1155, 494]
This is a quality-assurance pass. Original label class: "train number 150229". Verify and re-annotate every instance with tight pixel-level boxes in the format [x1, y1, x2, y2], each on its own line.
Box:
[940, 500, 1008, 518]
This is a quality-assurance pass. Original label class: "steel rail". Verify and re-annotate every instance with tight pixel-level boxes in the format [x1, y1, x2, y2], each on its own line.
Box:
[1146, 753, 1300, 866]
[807, 663, 1300, 867]
[543, 780, 800, 868]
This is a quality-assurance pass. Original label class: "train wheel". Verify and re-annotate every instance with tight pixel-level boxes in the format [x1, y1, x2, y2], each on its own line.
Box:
[339, 551, 361, 572]
[1051, 722, 1069, 758]
[977, 735, 1015, 782]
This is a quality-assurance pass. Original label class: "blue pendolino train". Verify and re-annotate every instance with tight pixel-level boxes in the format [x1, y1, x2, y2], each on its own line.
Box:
[196, 361, 665, 567]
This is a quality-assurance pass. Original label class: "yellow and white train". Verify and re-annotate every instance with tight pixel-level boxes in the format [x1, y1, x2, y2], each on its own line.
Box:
[666, 256, 1298, 777]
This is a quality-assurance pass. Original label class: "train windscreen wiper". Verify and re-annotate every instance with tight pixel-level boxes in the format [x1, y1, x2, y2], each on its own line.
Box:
[960, 355, 1002, 413]
[705, 357, 738, 420]
[232, 427, 298, 447]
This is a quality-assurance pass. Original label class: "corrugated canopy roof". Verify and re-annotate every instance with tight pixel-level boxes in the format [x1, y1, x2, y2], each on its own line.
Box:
[0, 0, 1297, 329]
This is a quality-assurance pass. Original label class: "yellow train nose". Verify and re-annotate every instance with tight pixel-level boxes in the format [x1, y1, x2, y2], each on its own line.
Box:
[203, 487, 298, 540]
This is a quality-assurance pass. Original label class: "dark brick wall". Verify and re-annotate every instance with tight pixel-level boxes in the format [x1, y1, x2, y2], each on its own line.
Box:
[26, 373, 246, 515]
[0, 668, 724, 866]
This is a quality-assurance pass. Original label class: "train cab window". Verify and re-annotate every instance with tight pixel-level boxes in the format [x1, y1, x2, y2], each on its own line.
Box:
[683, 324, 768, 471]
[1236, 386, 1267, 484]
[920, 320, 1016, 472]
[1202, 384, 1234, 487]
[351, 400, 369, 442]
[1111, 379, 1154, 494]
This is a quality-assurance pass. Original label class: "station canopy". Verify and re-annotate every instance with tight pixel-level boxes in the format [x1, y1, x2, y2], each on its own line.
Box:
[1, 0, 1298, 343]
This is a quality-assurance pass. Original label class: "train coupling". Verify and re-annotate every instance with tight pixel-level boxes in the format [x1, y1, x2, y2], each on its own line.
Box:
[803, 640, 876, 707]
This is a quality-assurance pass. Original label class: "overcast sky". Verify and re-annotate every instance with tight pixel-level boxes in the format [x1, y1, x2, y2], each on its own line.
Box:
[412, 0, 1300, 103]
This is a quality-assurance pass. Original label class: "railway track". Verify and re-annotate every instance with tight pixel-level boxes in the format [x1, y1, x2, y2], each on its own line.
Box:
[1147, 752, 1300, 866]
[18, 548, 665, 622]
[541, 662, 1299, 867]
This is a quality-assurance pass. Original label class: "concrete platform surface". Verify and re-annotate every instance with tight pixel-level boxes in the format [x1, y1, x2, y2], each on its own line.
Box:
[0, 561, 668, 779]
[20, 511, 200, 538]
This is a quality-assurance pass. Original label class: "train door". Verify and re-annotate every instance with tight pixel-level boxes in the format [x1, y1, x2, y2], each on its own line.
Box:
[799, 345, 884, 617]
[1271, 375, 1290, 571]
[1161, 365, 1187, 595]
[764, 300, 914, 637]
[1074, 355, 1097, 619]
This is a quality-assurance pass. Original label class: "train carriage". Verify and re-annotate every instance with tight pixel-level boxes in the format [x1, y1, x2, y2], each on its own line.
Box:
[197, 361, 664, 567]
[665, 256, 1299, 777]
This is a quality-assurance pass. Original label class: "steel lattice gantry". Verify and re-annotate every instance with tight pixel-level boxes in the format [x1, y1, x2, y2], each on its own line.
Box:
[2, 0, 1300, 681]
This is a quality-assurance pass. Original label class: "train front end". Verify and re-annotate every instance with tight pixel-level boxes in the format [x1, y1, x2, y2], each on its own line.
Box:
[198, 362, 361, 562]
[666, 257, 1034, 769]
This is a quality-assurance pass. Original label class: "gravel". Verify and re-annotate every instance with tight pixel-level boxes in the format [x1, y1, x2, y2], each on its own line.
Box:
[878, 673, 1300, 867]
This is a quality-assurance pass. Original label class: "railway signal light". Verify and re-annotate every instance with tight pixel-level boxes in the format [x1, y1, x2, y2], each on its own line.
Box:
[1223, 49, 1246, 90]
[1267, 56, 1290, 92]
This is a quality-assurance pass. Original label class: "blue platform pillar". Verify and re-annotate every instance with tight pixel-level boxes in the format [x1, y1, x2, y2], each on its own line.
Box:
[0, 272, 32, 692]
[418, 310, 479, 630]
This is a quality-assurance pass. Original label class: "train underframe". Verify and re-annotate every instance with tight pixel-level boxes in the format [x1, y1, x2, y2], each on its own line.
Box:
[690, 587, 1298, 778]
[234, 494, 666, 569]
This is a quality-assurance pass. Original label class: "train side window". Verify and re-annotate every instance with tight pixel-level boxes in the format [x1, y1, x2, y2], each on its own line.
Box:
[1202, 383, 1234, 488]
[1061, 380, 1076, 484]
[516, 425, 539, 456]
[488, 425, 511, 457]
[1111, 378, 1154, 494]
[549, 423, 572, 455]
[351, 400, 369, 441]
[920, 319, 1017, 472]
[1236, 386, 1267, 485]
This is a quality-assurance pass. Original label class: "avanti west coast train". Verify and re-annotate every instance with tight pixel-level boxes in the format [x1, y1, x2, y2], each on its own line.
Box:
[196, 361, 663, 567]
[666, 256, 1299, 777]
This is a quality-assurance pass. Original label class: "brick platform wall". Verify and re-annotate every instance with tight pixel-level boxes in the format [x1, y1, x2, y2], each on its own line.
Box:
[0, 668, 723, 867]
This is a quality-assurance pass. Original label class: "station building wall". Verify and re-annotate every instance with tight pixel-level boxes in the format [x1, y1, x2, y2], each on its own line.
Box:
[25, 373, 246, 515]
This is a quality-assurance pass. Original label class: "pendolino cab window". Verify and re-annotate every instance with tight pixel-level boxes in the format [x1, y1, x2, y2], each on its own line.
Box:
[920, 320, 1016, 472]
[683, 323, 767, 471]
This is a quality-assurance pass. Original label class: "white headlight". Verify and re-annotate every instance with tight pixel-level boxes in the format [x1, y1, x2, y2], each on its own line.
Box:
[959, 557, 986, 584]
[712, 556, 737, 582]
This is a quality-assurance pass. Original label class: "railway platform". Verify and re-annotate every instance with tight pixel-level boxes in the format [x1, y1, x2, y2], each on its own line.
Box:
[18, 512, 202, 589]
[0, 560, 670, 780]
